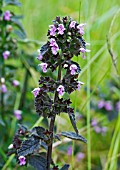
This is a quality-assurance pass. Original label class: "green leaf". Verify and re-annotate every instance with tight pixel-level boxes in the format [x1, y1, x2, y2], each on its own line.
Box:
[60, 164, 70, 170]
[69, 113, 79, 134]
[0, 116, 5, 126]
[5, 64, 17, 70]
[60, 131, 87, 143]
[29, 155, 47, 170]
[11, 16, 27, 38]
[13, 29, 26, 39]
[4, 0, 21, 6]
[17, 136, 40, 157]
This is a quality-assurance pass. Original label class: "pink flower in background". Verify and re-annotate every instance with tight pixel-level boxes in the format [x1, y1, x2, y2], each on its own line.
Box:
[2, 51, 10, 60]
[49, 25, 56, 36]
[14, 110, 22, 120]
[57, 85, 65, 96]
[94, 126, 101, 133]
[67, 146, 72, 156]
[39, 63, 48, 73]
[4, 10, 12, 21]
[77, 81, 84, 91]
[104, 101, 113, 111]
[77, 23, 86, 35]
[116, 101, 120, 111]
[19, 156, 26, 166]
[76, 152, 85, 161]
[91, 118, 98, 127]
[79, 47, 90, 59]
[101, 126, 107, 134]
[77, 114, 83, 120]
[70, 64, 77, 75]
[57, 24, 65, 35]
[13, 80, 20, 87]
[69, 21, 76, 28]
[1, 84, 7, 93]
[98, 99, 105, 109]
[32, 87, 40, 97]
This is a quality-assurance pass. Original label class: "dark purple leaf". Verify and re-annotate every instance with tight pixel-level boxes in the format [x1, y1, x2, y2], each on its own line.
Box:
[29, 155, 47, 170]
[60, 131, 87, 143]
[17, 136, 40, 157]
[60, 164, 70, 170]
[31, 126, 46, 139]
[68, 113, 79, 134]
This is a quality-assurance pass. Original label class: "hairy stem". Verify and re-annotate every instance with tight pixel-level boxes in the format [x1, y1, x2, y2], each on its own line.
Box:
[47, 63, 62, 170]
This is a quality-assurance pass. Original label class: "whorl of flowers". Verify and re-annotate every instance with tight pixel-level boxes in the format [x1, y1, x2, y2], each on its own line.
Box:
[34, 16, 90, 118]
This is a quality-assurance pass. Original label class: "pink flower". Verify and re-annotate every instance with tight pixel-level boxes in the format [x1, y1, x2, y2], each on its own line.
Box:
[98, 100, 105, 109]
[57, 85, 65, 96]
[116, 101, 120, 111]
[39, 63, 48, 73]
[19, 156, 26, 166]
[50, 38, 56, 46]
[4, 10, 12, 21]
[77, 81, 84, 91]
[2, 51, 10, 60]
[51, 44, 59, 55]
[80, 48, 90, 59]
[1, 84, 7, 93]
[70, 64, 77, 75]
[77, 23, 86, 35]
[32, 87, 40, 97]
[76, 152, 85, 161]
[57, 24, 65, 35]
[101, 126, 107, 133]
[49, 38, 59, 55]
[91, 118, 98, 127]
[37, 50, 43, 60]
[49, 25, 56, 36]
[12, 80, 20, 87]
[94, 126, 101, 133]
[104, 101, 113, 111]
[67, 146, 72, 156]
[14, 110, 22, 120]
[69, 21, 76, 28]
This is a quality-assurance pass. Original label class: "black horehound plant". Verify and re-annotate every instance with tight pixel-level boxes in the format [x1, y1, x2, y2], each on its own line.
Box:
[8, 16, 90, 170]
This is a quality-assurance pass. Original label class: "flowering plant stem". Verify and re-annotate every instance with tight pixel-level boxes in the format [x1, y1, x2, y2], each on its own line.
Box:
[18, 69, 29, 109]
[1, 25, 6, 126]
[47, 60, 62, 170]
[1, 64, 5, 123]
